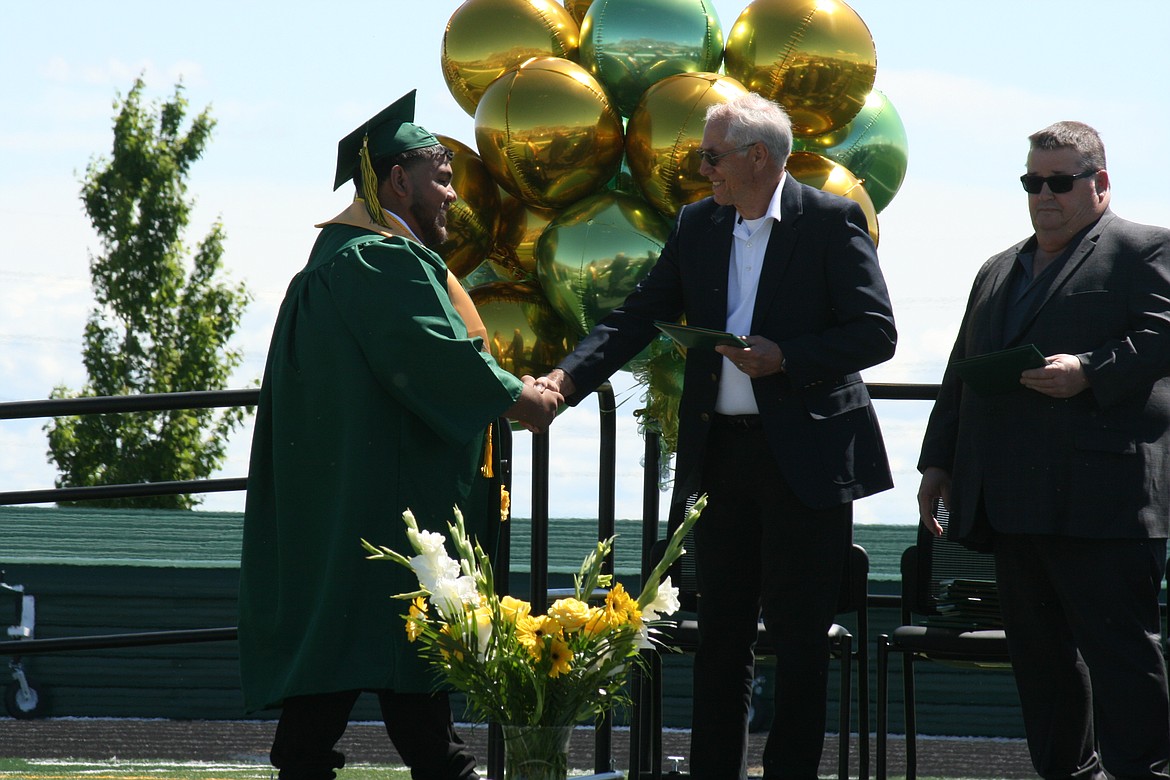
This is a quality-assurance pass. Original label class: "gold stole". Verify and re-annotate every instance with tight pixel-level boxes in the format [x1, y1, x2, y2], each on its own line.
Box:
[315, 200, 488, 341]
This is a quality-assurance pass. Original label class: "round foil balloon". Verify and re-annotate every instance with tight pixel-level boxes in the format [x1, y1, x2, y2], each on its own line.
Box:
[564, 0, 594, 24]
[786, 151, 879, 245]
[579, 0, 724, 117]
[626, 72, 748, 218]
[474, 57, 625, 210]
[442, 0, 580, 117]
[535, 191, 671, 336]
[434, 135, 501, 279]
[724, 0, 876, 136]
[488, 192, 560, 282]
[793, 89, 908, 213]
[469, 281, 578, 377]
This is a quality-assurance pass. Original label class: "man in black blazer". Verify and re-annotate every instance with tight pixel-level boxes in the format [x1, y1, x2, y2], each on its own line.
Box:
[918, 121, 1170, 779]
[539, 93, 896, 779]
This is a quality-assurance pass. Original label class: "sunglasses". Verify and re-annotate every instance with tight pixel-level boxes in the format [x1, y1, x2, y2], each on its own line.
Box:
[697, 142, 757, 167]
[1019, 169, 1098, 194]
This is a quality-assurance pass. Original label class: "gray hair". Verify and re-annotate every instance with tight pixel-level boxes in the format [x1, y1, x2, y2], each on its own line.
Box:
[1029, 121, 1107, 172]
[705, 93, 793, 165]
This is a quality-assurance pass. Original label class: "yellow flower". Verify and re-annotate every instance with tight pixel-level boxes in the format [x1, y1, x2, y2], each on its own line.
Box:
[583, 606, 612, 638]
[547, 637, 573, 678]
[438, 623, 465, 662]
[500, 485, 511, 522]
[548, 597, 590, 632]
[606, 582, 642, 628]
[516, 614, 561, 660]
[405, 596, 428, 642]
[499, 595, 532, 624]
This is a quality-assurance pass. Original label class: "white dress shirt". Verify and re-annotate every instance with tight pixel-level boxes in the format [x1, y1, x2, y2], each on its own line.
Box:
[715, 174, 786, 415]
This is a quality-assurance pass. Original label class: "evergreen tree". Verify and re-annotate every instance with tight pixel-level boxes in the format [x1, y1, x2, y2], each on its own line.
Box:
[45, 78, 251, 509]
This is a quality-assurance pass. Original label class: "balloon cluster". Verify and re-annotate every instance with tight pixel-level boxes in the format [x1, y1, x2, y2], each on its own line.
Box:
[435, 0, 909, 445]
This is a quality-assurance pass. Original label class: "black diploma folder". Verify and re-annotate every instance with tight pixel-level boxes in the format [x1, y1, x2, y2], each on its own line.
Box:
[950, 344, 1047, 396]
[654, 321, 748, 349]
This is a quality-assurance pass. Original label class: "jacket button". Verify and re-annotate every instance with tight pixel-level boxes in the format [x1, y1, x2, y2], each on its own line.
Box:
[710, 373, 718, 382]
[700, 412, 710, 422]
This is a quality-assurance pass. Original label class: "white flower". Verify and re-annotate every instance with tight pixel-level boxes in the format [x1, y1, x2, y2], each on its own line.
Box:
[429, 574, 480, 620]
[407, 528, 449, 557]
[409, 550, 461, 595]
[642, 576, 681, 621]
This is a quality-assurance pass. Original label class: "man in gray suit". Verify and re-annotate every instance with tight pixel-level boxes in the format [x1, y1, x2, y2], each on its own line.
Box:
[540, 92, 896, 779]
[918, 121, 1170, 779]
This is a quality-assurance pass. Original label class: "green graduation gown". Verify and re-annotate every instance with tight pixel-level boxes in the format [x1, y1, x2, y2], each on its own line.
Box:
[238, 207, 523, 712]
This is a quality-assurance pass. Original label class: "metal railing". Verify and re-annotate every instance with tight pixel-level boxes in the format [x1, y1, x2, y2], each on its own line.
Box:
[0, 382, 938, 660]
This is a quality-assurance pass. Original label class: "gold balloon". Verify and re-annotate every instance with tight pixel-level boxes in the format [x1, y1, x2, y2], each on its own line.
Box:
[469, 281, 578, 378]
[579, 0, 725, 117]
[535, 191, 671, 336]
[793, 89, 908, 213]
[442, 0, 580, 117]
[724, 0, 876, 136]
[625, 72, 748, 218]
[434, 135, 501, 279]
[488, 192, 559, 282]
[786, 151, 879, 245]
[563, 0, 593, 24]
[474, 56, 625, 210]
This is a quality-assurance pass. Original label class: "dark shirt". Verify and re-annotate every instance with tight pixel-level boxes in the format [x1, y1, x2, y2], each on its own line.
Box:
[1003, 222, 1095, 345]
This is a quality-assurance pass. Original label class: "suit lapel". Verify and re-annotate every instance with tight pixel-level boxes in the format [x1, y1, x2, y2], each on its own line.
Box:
[693, 203, 735, 327]
[985, 256, 1018, 349]
[1006, 212, 1111, 344]
[751, 176, 801, 332]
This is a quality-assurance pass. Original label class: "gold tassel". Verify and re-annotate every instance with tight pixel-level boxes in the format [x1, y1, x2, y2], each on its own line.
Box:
[359, 135, 391, 228]
[480, 422, 494, 478]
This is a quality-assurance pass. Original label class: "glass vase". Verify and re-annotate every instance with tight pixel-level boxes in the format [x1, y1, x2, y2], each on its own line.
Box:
[500, 724, 574, 780]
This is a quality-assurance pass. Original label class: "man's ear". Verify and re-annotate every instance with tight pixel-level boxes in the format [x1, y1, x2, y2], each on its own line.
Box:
[389, 164, 412, 198]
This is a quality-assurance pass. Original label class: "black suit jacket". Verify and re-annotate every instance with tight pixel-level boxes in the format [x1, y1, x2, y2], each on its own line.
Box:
[919, 210, 1170, 548]
[559, 175, 897, 510]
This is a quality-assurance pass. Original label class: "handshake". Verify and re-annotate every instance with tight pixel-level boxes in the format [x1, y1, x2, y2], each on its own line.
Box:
[505, 368, 577, 434]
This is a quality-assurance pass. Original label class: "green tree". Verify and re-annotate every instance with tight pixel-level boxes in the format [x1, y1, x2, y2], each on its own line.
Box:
[45, 78, 251, 509]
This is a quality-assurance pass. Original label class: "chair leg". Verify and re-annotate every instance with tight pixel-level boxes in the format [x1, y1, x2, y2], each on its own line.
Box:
[903, 648, 916, 780]
[838, 634, 852, 780]
[876, 634, 889, 780]
[858, 638, 870, 780]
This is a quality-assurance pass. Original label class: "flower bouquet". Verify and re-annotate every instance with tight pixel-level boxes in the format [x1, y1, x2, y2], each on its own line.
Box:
[361, 495, 705, 777]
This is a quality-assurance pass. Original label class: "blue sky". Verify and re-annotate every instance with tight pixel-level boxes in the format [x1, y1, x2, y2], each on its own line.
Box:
[2, 0, 1169, 525]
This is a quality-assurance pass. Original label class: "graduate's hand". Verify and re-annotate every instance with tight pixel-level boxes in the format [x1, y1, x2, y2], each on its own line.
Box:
[535, 368, 576, 398]
[506, 376, 562, 433]
[917, 467, 951, 537]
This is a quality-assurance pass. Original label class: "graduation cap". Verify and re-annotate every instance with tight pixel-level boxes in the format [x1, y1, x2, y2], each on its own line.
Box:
[332, 89, 441, 190]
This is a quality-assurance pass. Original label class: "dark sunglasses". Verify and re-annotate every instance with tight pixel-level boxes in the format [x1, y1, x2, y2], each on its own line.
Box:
[696, 142, 757, 167]
[1019, 169, 1098, 194]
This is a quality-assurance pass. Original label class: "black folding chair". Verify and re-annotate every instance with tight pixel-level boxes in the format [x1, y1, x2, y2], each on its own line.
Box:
[875, 502, 1010, 780]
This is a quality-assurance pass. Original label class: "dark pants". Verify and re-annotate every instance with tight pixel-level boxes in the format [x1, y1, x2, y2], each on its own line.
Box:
[995, 534, 1170, 780]
[270, 690, 478, 780]
[689, 422, 852, 780]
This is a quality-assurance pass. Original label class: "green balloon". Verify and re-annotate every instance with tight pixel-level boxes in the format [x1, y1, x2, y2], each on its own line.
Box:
[579, 0, 724, 118]
[793, 89, 909, 213]
[535, 191, 671, 336]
